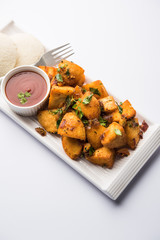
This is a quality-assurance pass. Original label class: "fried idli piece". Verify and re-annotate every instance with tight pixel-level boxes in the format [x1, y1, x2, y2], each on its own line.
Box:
[76, 91, 100, 120]
[125, 118, 140, 149]
[85, 147, 115, 168]
[86, 124, 106, 149]
[111, 110, 126, 127]
[62, 136, 82, 160]
[99, 96, 117, 113]
[121, 100, 136, 119]
[101, 122, 126, 149]
[111, 111, 126, 127]
[48, 86, 74, 109]
[112, 100, 136, 127]
[58, 112, 86, 141]
[57, 59, 85, 87]
[37, 110, 59, 133]
[39, 66, 57, 81]
[73, 85, 83, 100]
[83, 80, 108, 99]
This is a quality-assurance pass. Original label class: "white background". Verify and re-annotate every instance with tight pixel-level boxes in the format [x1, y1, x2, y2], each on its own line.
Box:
[0, 0, 160, 240]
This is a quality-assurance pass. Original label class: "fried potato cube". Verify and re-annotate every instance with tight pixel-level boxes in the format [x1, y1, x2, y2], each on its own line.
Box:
[101, 122, 126, 148]
[39, 66, 57, 81]
[62, 136, 82, 160]
[125, 118, 140, 149]
[37, 110, 59, 133]
[99, 96, 117, 113]
[86, 124, 106, 149]
[83, 80, 108, 99]
[48, 86, 74, 109]
[85, 147, 115, 168]
[58, 60, 85, 86]
[78, 91, 101, 119]
[121, 100, 136, 119]
[58, 112, 86, 141]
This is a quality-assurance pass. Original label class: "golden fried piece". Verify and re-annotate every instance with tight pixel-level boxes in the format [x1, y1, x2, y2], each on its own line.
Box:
[37, 110, 59, 133]
[72, 85, 83, 100]
[77, 91, 101, 120]
[48, 86, 74, 109]
[111, 110, 126, 127]
[99, 96, 117, 113]
[62, 136, 82, 160]
[112, 100, 136, 127]
[85, 147, 115, 168]
[83, 80, 108, 99]
[125, 118, 140, 149]
[121, 100, 136, 119]
[101, 122, 126, 149]
[39, 66, 57, 81]
[86, 124, 106, 149]
[57, 59, 85, 87]
[58, 112, 86, 141]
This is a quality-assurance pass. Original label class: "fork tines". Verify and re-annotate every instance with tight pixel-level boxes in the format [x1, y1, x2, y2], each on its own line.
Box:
[51, 43, 74, 64]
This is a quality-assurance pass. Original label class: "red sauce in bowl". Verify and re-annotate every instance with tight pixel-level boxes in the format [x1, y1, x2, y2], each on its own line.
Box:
[5, 71, 47, 107]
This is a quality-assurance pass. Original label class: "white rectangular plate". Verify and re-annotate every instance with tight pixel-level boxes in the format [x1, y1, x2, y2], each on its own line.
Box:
[0, 21, 160, 200]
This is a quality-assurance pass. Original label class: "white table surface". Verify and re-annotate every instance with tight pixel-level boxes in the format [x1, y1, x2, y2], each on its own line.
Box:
[0, 1, 160, 240]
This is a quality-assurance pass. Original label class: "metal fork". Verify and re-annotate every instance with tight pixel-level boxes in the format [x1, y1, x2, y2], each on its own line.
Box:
[35, 43, 74, 67]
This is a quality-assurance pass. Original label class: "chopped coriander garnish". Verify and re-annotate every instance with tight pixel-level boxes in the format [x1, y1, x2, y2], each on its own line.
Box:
[20, 97, 27, 104]
[17, 92, 24, 99]
[78, 98, 82, 102]
[82, 89, 87, 93]
[57, 68, 60, 72]
[49, 109, 63, 115]
[114, 129, 122, 136]
[89, 146, 95, 156]
[78, 110, 83, 119]
[65, 68, 70, 76]
[89, 87, 100, 96]
[72, 104, 77, 109]
[74, 106, 83, 119]
[17, 91, 31, 104]
[24, 92, 31, 97]
[82, 93, 93, 105]
[82, 119, 89, 126]
[116, 101, 123, 114]
[65, 96, 71, 111]
[56, 116, 62, 129]
[55, 73, 63, 82]
[99, 116, 108, 127]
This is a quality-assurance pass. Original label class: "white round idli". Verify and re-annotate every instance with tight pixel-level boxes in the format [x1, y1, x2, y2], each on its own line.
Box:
[0, 33, 17, 77]
[11, 33, 44, 67]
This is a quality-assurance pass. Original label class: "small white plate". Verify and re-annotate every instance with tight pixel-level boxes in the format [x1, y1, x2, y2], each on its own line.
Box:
[0, 21, 159, 200]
